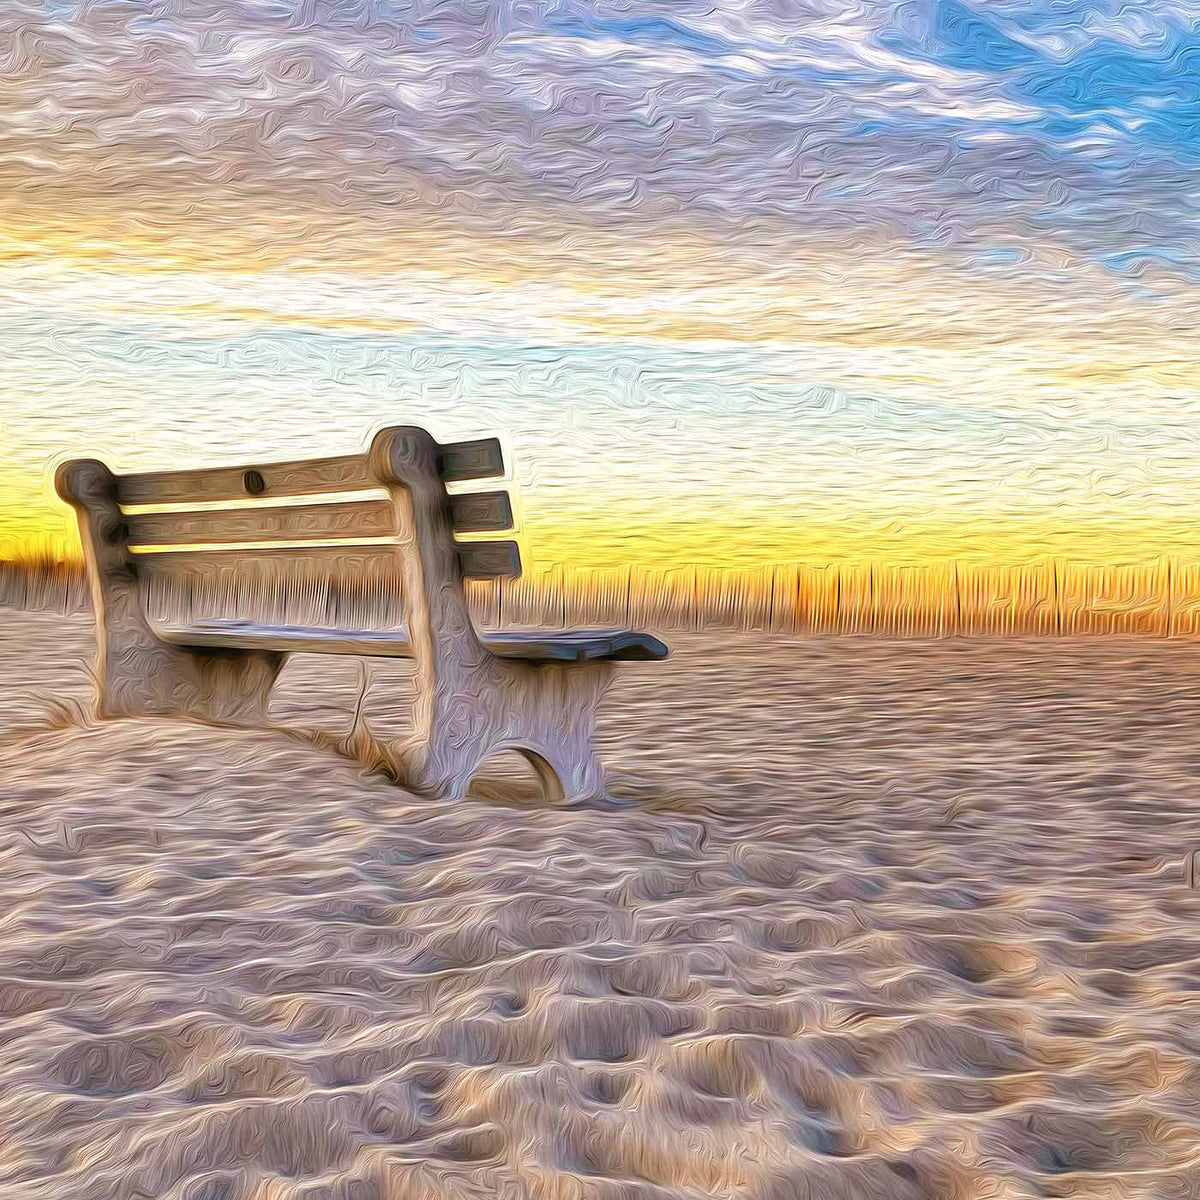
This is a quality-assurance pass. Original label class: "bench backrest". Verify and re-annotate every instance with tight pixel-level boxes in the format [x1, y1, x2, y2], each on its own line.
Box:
[58, 426, 522, 632]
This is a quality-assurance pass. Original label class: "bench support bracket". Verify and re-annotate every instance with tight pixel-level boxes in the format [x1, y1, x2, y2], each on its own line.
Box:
[388, 658, 615, 804]
[56, 459, 285, 726]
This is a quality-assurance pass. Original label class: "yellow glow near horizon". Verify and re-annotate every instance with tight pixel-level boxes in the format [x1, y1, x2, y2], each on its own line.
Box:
[4, 208, 1200, 577]
[14, 501, 1200, 574]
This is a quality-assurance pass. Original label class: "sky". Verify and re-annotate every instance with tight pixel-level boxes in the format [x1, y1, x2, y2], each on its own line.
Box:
[4, 0, 1200, 570]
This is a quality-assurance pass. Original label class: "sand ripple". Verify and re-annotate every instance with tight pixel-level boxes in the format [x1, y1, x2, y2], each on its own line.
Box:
[4, 613, 1200, 1196]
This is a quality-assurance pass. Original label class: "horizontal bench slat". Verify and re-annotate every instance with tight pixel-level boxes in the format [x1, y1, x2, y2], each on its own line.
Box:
[119, 437, 503, 506]
[126, 499, 399, 548]
[482, 629, 669, 661]
[446, 490, 513, 533]
[158, 622, 417, 658]
[120, 455, 376, 506]
[456, 540, 521, 579]
[134, 544, 402, 581]
[133, 539, 522, 580]
[156, 620, 667, 661]
[439, 438, 504, 482]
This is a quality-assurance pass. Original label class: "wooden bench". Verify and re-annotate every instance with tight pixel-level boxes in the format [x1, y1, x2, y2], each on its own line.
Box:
[55, 425, 668, 803]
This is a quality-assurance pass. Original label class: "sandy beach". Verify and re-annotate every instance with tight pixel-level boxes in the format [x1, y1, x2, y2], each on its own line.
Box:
[4, 608, 1200, 1199]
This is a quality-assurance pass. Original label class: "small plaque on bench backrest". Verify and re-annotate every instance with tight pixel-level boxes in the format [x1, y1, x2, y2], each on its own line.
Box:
[447, 491, 513, 533]
[438, 438, 504, 482]
[457, 540, 521, 579]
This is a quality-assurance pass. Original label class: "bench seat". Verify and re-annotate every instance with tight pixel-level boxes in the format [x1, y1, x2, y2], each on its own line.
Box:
[157, 619, 669, 663]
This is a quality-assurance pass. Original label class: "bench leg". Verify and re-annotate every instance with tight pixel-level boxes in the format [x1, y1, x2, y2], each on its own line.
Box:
[57, 458, 286, 729]
[390, 659, 614, 805]
[97, 626, 285, 728]
[168, 647, 286, 727]
[78, 570, 283, 725]
[85, 574, 285, 726]
[518, 738, 607, 807]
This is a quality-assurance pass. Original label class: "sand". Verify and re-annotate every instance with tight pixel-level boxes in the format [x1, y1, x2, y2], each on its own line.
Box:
[4, 610, 1200, 1198]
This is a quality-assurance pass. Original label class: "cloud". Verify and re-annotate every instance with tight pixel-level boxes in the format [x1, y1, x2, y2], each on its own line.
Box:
[0, 0, 1198, 288]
